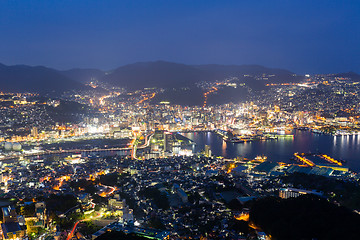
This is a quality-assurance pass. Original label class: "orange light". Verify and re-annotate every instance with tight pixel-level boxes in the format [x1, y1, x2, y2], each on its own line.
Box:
[322, 154, 342, 166]
[294, 153, 315, 167]
[235, 213, 249, 221]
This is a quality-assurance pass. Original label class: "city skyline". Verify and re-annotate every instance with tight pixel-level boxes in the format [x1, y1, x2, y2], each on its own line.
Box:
[1, 1, 360, 239]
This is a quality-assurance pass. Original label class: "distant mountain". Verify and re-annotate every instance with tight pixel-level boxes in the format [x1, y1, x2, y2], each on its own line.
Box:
[61, 68, 105, 83]
[0, 64, 89, 94]
[102, 61, 211, 89]
[102, 61, 302, 90]
[0, 61, 309, 97]
[334, 72, 360, 81]
[151, 86, 250, 106]
[193, 64, 293, 76]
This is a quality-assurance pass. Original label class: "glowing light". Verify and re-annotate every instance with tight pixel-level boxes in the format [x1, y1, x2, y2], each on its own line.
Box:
[203, 86, 218, 107]
[235, 212, 249, 221]
[322, 154, 342, 166]
[294, 153, 315, 167]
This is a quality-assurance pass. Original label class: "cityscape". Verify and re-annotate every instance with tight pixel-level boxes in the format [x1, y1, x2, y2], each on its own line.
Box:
[1, 1, 360, 240]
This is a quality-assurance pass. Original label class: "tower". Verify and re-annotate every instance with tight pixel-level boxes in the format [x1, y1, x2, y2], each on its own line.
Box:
[205, 145, 212, 157]
[31, 127, 38, 138]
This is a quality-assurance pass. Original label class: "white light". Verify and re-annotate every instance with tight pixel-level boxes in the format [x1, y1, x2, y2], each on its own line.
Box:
[87, 125, 104, 134]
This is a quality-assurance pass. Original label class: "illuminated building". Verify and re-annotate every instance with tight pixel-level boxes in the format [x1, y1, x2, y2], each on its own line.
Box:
[31, 127, 38, 138]
[204, 145, 212, 157]
[1, 206, 25, 239]
[279, 188, 322, 199]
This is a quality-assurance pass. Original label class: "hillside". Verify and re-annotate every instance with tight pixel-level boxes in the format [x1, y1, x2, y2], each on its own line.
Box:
[102, 61, 211, 89]
[0, 61, 307, 98]
[102, 61, 303, 90]
[334, 72, 360, 81]
[193, 64, 293, 77]
[0, 64, 88, 94]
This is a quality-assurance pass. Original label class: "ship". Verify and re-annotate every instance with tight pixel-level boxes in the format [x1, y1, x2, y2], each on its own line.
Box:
[225, 137, 245, 143]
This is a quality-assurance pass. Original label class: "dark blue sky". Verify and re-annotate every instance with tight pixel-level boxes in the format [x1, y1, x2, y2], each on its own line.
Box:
[0, 0, 359, 73]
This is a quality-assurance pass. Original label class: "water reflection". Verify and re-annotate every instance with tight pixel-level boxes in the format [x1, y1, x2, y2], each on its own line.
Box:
[222, 140, 227, 156]
[183, 131, 360, 172]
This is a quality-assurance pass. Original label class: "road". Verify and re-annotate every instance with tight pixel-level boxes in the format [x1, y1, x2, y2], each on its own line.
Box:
[66, 211, 102, 240]
[132, 133, 153, 160]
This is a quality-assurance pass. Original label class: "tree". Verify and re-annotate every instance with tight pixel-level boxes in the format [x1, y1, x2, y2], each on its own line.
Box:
[249, 195, 360, 240]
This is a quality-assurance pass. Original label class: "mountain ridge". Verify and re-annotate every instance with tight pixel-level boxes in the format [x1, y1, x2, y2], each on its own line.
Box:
[1, 61, 358, 95]
[101, 60, 300, 90]
[0, 63, 89, 94]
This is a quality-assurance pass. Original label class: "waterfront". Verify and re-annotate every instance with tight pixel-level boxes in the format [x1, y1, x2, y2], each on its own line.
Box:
[38, 138, 132, 151]
[182, 130, 360, 172]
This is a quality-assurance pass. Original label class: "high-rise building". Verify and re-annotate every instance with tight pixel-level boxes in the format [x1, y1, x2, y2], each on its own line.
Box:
[31, 127, 38, 138]
[205, 145, 212, 157]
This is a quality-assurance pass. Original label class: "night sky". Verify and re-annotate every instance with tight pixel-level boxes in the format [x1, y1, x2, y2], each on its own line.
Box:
[0, 0, 359, 73]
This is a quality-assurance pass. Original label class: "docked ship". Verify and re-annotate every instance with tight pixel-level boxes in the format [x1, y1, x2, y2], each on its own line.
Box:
[225, 137, 245, 143]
